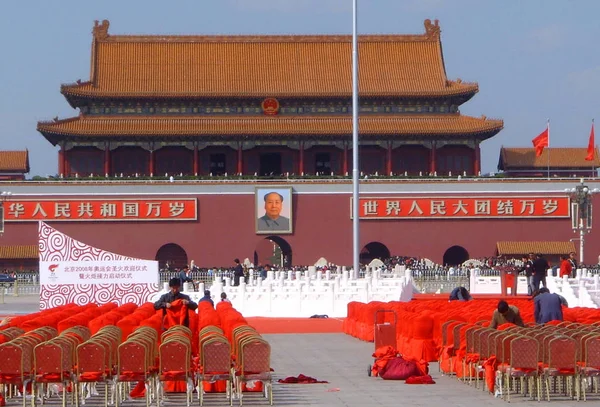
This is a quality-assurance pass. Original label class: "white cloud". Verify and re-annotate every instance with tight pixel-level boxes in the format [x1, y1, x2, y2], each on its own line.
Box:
[524, 24, 566, 52]
[228, 0, 350, 13]
[567, 66, 600, 94]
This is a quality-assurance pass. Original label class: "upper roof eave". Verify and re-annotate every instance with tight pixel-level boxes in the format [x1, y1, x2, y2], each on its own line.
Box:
[60, 84, 479, 101]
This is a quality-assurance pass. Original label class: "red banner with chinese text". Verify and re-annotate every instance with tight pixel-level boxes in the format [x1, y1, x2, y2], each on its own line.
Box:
[5, 199, 197, 222]
[353, 197, 570, 219]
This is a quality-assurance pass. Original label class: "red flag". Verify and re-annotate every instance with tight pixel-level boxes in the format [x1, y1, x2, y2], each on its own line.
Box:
[585, 122, 595, 161]
[532, 127, 549, 157]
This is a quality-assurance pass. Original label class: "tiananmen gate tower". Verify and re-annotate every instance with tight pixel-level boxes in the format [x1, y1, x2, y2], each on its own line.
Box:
[0, 19, 597, 270]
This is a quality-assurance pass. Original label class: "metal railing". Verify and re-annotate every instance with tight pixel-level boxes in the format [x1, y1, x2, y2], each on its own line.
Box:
[5, 266, 600, 298]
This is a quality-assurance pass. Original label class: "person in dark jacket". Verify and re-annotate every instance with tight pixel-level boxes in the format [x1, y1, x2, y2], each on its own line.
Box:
[179, 266, 196, 291]
[233, 258, 244, 286]
[534, 288, 566, 324]
[154, 278, 198, 311]
[199, 290, 214, 307]
[532, 253, 549, 292]
[448, 286, 472, 301]
[520, 254, 534, 295]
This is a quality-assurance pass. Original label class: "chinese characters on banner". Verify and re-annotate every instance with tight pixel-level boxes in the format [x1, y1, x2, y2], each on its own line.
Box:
[39, 260, 159, 285]
[353, 197, 570, 219]
[4, 199, 197, 222]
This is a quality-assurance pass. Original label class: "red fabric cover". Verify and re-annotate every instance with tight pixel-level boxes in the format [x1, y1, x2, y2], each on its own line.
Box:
[277, 374, 328, 384]
[0, 392, 5, 406]
[380, 357, 421, 380]
[163, 300, 188, 328]
[203, 380, 228, 393]
[371, 346, 398, 377]
[405, 375, 435, 384]
[483, 355, 497, 393]
[129, 381, 145, 398]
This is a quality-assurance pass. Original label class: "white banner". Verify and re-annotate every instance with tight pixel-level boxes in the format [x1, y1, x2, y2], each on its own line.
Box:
[39, 260, 159, 285]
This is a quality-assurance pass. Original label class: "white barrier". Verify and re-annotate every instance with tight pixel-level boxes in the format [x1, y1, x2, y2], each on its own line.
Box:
[467, 268, 600, 309]
[150, 267, 415, 317]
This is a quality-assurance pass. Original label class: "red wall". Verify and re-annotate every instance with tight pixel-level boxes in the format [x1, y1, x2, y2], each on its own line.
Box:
[3, 192, 598, 267]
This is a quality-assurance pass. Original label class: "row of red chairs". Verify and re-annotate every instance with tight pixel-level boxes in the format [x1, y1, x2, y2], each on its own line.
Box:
[343, 299, 600, 364]
[443, 320, 600, 401]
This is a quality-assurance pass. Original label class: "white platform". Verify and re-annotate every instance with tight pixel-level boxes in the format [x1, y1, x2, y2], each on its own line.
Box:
[149, 267, 415, 318]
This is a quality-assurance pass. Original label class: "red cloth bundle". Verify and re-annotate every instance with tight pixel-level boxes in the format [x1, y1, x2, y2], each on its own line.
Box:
[278, 374, 328, 384]
[405, 375, 435, 384]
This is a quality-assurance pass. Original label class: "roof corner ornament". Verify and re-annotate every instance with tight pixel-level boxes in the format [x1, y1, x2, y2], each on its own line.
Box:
[424, 19, 441, 39]
[93, 19, 110, 41]
[481, 115, 487, 120]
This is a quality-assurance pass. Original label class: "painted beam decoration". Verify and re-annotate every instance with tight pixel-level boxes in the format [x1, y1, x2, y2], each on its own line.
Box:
[5, 199, 197, 222]
[353, 196, 570, 219]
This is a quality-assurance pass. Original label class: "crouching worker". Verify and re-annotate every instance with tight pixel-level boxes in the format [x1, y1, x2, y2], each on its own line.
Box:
[154, 277, 198, 328]
[449, 286, 472, 301]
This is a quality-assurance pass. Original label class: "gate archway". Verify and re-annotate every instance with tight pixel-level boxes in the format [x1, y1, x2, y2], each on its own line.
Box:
[254, 236, 292, 268]
[360, 242, 391, 265]
[443, 245, 469, 266]
[155, 243, 188, 270]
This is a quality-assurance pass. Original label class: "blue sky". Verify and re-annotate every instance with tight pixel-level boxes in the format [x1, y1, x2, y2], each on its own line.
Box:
[1, 0, 599, 177]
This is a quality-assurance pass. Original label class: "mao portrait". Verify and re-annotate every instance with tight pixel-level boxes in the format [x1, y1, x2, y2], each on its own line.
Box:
[255, 187, 293, 234]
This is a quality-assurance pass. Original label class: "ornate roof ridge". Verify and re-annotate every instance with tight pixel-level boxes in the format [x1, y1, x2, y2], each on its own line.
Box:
[40, 113, 501, 122]
[92, 18, 442, 43]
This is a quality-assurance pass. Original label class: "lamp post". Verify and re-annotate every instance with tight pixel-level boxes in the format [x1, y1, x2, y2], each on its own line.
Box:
[0, 191, 12, 236]
[565, 180, 598, 264]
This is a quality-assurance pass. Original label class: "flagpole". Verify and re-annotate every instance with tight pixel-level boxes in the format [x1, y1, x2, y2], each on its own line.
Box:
[351, 0, 360, 279]
[547, 119, 550, 180]
[592, 119, 595, 179]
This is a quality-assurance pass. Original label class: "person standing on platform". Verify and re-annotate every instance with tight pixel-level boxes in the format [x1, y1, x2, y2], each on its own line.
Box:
[559, 255, 573, 278]
[568, 252, 578, 277]
[233, 258, 244, 286]
[179, 266, 196, 291]
[490, 300, 525, 329]
[524, 253, 535, 295]
[532, 253, 549, 292]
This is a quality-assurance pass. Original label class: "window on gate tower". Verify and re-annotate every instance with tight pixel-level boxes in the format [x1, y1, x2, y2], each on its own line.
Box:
[315, 153, 331, 174]
[209, 153, 226, 175]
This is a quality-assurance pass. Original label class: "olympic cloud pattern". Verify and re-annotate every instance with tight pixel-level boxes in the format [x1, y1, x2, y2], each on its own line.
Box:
[38, 221, 159, 309]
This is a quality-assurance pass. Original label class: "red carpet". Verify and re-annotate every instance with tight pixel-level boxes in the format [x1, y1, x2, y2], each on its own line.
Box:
[413, 293, 530, 301]
[245, 317, 344, 334]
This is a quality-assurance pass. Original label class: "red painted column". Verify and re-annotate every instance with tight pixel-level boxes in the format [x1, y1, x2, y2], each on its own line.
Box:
[237, 143, 243, 174]
[193, 145, 199, 175]
[343, 143, 348, 175]
[104, 145, 110, 175]
[63, 144, 69, 177]
[58, 148, 64, 176]
[473, 142, 481, 176]
[299, 142, 304, 175]
[429, 142, 437, 174]
[149, 149, 155, 176]
[386, 142, 393, 175]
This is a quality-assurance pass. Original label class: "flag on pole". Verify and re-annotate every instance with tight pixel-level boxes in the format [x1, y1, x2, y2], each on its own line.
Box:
[585, 121, 595, 161]
[532, 125, 549, 157]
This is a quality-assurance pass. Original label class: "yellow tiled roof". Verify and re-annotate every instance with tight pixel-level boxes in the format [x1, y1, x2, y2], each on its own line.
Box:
[0, 151, 30, 172]
[60, 19, 479, 99]
[37, 114, 503, 140]
[496, 241, 576, 256]
[499, 147, 600, 169]
[0, 245, 38, 260]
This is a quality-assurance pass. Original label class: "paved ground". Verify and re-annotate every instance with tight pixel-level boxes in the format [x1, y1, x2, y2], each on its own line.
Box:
[0, 296, 591, 406]
[0, 293, 39, 315]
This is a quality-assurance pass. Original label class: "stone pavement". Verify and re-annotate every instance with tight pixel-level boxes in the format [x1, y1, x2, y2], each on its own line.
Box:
[3, 332, 586, 407]
[0, 293, 39, 315]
